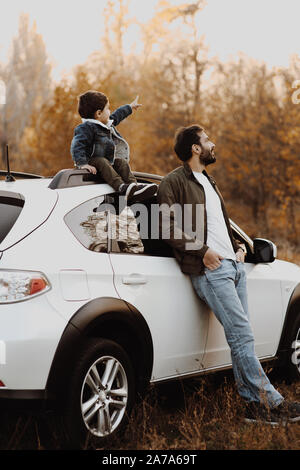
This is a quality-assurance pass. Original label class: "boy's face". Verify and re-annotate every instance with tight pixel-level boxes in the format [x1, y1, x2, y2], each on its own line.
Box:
[95, 101, 111, 124]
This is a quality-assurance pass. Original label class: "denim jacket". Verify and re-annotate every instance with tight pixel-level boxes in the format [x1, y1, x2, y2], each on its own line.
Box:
[70, 104, 132, 166]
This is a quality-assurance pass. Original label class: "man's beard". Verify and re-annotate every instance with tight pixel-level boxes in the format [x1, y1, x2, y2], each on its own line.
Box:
[199, 147, 216, 166]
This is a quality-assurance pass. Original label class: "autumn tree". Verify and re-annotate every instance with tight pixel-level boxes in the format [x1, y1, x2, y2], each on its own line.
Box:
[20, 67, 93, 175]
[273, 64, 300, 244]
[0, 13, 52, 168]
[87, 0, 134, 85]
[117, 0, 210, 174]
[139, 1, 208, 121]
[199, 54, 300, 250]
[202, 57, 285, 236]
[13, 2, 299, 252]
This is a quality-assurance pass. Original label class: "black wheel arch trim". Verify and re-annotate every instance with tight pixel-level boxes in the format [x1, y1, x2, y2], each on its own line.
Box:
[46, 297, 153, 403]
[277, 282, 300, 358]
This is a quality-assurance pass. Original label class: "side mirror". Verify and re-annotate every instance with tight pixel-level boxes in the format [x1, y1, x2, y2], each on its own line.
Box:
[253, 238, 277, 263]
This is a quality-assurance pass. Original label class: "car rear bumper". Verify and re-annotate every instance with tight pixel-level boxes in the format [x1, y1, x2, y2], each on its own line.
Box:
[0, 388, 45, 400]
[0, 295, 67, 390]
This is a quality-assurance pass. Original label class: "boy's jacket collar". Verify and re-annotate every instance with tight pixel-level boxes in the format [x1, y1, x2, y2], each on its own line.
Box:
[82, 118, 114, 129]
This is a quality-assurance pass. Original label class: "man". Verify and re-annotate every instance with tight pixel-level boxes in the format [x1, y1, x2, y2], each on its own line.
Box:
[157, 124, 300, 424]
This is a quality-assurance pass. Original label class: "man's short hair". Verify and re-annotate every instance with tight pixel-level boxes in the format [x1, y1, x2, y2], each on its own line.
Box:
[174, 125, 204, 161]
[78, 90, 108, 119]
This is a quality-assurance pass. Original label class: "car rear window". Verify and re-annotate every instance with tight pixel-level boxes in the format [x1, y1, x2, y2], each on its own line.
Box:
[0, 191, 25, 244]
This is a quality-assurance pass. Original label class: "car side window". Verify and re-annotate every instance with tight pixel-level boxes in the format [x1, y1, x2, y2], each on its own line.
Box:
[65, 193, 174, 257]
[105, 205, 145, 254]
[64, 196, 109, 252]
[134, 199, 174, 257]
[108, 196, 174, 258]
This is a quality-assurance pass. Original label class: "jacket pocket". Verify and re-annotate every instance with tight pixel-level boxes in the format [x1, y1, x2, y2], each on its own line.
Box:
[90, 137, 115, 163]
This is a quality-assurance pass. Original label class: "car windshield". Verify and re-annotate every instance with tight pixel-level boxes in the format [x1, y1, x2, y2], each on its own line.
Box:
[0, 191, 25, 244]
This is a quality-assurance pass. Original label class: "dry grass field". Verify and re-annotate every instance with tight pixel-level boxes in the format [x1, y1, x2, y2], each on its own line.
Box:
[0, 370, 299, 451]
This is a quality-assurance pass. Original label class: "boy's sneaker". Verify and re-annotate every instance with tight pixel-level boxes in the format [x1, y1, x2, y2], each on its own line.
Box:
[119, 182, 138, 200]
[130, 183, 157, 202]
[244, 400, 300, 426]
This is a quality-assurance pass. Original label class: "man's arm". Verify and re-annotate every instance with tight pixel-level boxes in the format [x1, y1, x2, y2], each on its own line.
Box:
[235, 242, 247, 263]
[157, 178, 209, 258]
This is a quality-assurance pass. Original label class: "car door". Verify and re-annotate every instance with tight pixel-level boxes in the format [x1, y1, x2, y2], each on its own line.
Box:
[106, 205, 209, 381]
[202, 222, 283, 370]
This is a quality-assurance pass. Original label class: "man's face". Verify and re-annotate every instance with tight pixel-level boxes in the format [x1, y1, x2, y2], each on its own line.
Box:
[198, 131, 216, 166]
[95, 101, 111, 124]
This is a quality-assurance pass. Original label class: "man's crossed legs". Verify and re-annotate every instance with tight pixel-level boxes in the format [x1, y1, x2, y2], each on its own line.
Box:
[190, 260, 300, 424]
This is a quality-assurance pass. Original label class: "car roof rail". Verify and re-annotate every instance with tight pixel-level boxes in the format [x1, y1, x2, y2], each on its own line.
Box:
[0, 170, 44, 179]
[132, 171, 162, 183]
[48, 168, 162, 190]
[48, 168, 105, 189]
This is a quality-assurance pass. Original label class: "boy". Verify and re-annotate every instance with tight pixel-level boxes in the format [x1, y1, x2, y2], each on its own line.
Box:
[71, 90, 157, 201]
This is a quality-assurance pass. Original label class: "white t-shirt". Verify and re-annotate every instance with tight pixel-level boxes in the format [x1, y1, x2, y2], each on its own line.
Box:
[193, 171, 236, 260]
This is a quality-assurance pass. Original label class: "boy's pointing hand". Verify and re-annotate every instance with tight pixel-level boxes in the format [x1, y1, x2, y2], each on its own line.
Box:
[130, 95, 142, 111]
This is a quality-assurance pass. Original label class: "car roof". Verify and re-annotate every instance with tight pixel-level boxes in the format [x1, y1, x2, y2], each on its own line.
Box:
[0, 169, 255, 253]
[0, 178, 58, 251]
[0, 169, 163, 251]
[0, 169, 162, 193]
[0, 169, 163, 210]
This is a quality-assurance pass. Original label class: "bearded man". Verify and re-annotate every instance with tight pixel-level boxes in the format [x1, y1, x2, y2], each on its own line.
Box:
[157, 124, 300, 424]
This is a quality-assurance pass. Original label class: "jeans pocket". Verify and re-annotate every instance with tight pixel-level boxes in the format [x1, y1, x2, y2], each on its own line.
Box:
[205, 262, 222, 274]
[204, 264, 224, 281]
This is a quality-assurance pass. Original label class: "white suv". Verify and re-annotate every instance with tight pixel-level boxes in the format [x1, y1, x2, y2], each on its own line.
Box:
[0, 168, 299, 447]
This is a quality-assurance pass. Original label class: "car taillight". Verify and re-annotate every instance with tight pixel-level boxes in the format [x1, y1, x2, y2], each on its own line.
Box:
[0, 270, 50, 303]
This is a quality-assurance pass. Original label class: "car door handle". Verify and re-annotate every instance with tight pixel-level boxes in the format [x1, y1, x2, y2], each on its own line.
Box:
[122, 274, 148, 285]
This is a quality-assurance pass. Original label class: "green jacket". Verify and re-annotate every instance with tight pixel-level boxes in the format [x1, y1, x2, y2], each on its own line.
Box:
[157, 162, 240, 275]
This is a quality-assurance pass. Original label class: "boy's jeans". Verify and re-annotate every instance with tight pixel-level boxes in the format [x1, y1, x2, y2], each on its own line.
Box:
[191, 259, 283, 408]
[88, 156, 136, 192]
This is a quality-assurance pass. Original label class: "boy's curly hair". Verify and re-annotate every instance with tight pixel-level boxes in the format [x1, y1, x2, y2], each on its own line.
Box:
[78, 90, 108, 119]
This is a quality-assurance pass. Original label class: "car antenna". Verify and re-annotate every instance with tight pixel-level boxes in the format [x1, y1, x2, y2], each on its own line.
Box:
[5, 144, 15, 182]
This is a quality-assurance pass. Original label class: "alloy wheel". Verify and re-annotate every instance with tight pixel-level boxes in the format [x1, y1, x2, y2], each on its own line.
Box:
[80, 355, 128, 437]
[293, 327, 300, 375]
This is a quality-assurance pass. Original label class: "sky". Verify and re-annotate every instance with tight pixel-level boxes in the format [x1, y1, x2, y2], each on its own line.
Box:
[0, 0, 300, 81]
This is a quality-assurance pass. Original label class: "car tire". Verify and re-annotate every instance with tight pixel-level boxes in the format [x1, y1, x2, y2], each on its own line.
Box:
[286, 312, 300, 382]
[61, 338, 135, 449]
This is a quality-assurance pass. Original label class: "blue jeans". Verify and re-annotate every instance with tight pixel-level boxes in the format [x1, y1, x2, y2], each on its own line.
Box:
[191, 259, 283, 408]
